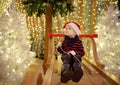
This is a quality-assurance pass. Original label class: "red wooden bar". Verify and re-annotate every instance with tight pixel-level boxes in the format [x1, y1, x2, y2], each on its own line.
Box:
[48, 33, 98, 38]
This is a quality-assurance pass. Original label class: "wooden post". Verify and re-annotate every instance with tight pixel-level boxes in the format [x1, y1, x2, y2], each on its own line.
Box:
[43, 6, 52, 74]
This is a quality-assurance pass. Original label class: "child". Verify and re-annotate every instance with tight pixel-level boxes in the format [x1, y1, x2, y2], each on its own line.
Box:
[57, 22, 85, 83]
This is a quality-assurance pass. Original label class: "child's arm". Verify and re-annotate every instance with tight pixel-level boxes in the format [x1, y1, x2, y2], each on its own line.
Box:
[56, 42, 64, 54]
[75, 40, 85, 57]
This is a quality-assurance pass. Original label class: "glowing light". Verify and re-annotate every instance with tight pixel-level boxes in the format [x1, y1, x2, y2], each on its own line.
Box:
[0, 0, 12, 16]
[96, 4, 120, 77]
[0, 8, 36, 84]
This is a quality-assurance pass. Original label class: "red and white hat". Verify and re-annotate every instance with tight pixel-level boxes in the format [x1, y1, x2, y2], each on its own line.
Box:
[63, 22, 81, 36]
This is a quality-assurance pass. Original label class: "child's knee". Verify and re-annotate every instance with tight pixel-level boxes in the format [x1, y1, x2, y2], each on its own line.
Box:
[61, 54, 72, 63]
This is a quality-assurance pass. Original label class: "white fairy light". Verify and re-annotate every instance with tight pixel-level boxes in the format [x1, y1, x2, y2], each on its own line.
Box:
[95, 4, 120, 77]
[0, 9, 36, 84]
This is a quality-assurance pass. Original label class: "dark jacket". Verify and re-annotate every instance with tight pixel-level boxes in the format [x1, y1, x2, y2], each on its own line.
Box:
[57, 35, 85, 57]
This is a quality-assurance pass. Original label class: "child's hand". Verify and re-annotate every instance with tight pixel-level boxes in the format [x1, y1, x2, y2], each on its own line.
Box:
[68, 50, 76, 56]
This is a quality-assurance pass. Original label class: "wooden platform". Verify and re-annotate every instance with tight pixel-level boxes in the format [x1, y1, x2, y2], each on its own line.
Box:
[51, 70, 109, 85]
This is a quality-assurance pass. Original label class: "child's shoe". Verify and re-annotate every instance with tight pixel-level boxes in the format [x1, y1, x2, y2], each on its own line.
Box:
[61, 67, 73, 83]
[72, 63, 83, 82]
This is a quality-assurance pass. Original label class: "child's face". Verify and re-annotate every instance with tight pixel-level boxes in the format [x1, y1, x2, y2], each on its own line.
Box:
[64, 25, 76, 38]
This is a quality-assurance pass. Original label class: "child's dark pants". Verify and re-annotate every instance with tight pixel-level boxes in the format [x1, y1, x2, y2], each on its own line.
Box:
[61, 54, 83, 83]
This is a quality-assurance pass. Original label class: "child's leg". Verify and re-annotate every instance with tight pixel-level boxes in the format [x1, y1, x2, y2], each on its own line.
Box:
[61, 54, 73, 83]
[72, 55, 83, 82]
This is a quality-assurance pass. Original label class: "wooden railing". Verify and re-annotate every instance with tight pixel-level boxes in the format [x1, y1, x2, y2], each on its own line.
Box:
[83, 57, 120, 85]
[82, 38, 120, 85]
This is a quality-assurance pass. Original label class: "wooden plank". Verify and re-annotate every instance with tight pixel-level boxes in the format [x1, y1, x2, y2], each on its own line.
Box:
[43, 6, 52, 74]
[42, 57, 55, 85]
[21, 63, 43, 85]
[48, 33, 98, 38]
[83, 57, 120, 85]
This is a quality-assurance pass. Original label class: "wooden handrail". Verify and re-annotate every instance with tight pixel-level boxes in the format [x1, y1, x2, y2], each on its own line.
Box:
[82, 37, 120, 85]
[90, 38, 105, 69]
[48, 33, 98, 38]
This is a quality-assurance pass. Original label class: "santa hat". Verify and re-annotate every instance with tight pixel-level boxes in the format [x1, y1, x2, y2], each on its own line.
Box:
[63, 22, 81, 35]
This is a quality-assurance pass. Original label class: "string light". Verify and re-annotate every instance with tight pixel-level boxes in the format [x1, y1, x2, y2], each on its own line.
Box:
[96, 4, 120, 77]
[0, 7, 36, 84]
[0, 0, 12, 16]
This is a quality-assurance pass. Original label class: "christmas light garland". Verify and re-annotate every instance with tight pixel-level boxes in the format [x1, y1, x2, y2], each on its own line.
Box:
[0, 0, 12, 16]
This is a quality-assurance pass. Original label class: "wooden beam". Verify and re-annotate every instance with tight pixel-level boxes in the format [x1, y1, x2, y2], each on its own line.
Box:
[82, 61, 91, 74]
[48, 33, 98, 38]
[21, 63, 43, 85]
[43, 6, 52, 74]
[83, 57, 120, 85]
[90, 38, 105, 69]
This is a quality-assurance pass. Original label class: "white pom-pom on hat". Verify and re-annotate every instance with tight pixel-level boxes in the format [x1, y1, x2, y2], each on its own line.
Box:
[63, 22, 81, 36]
